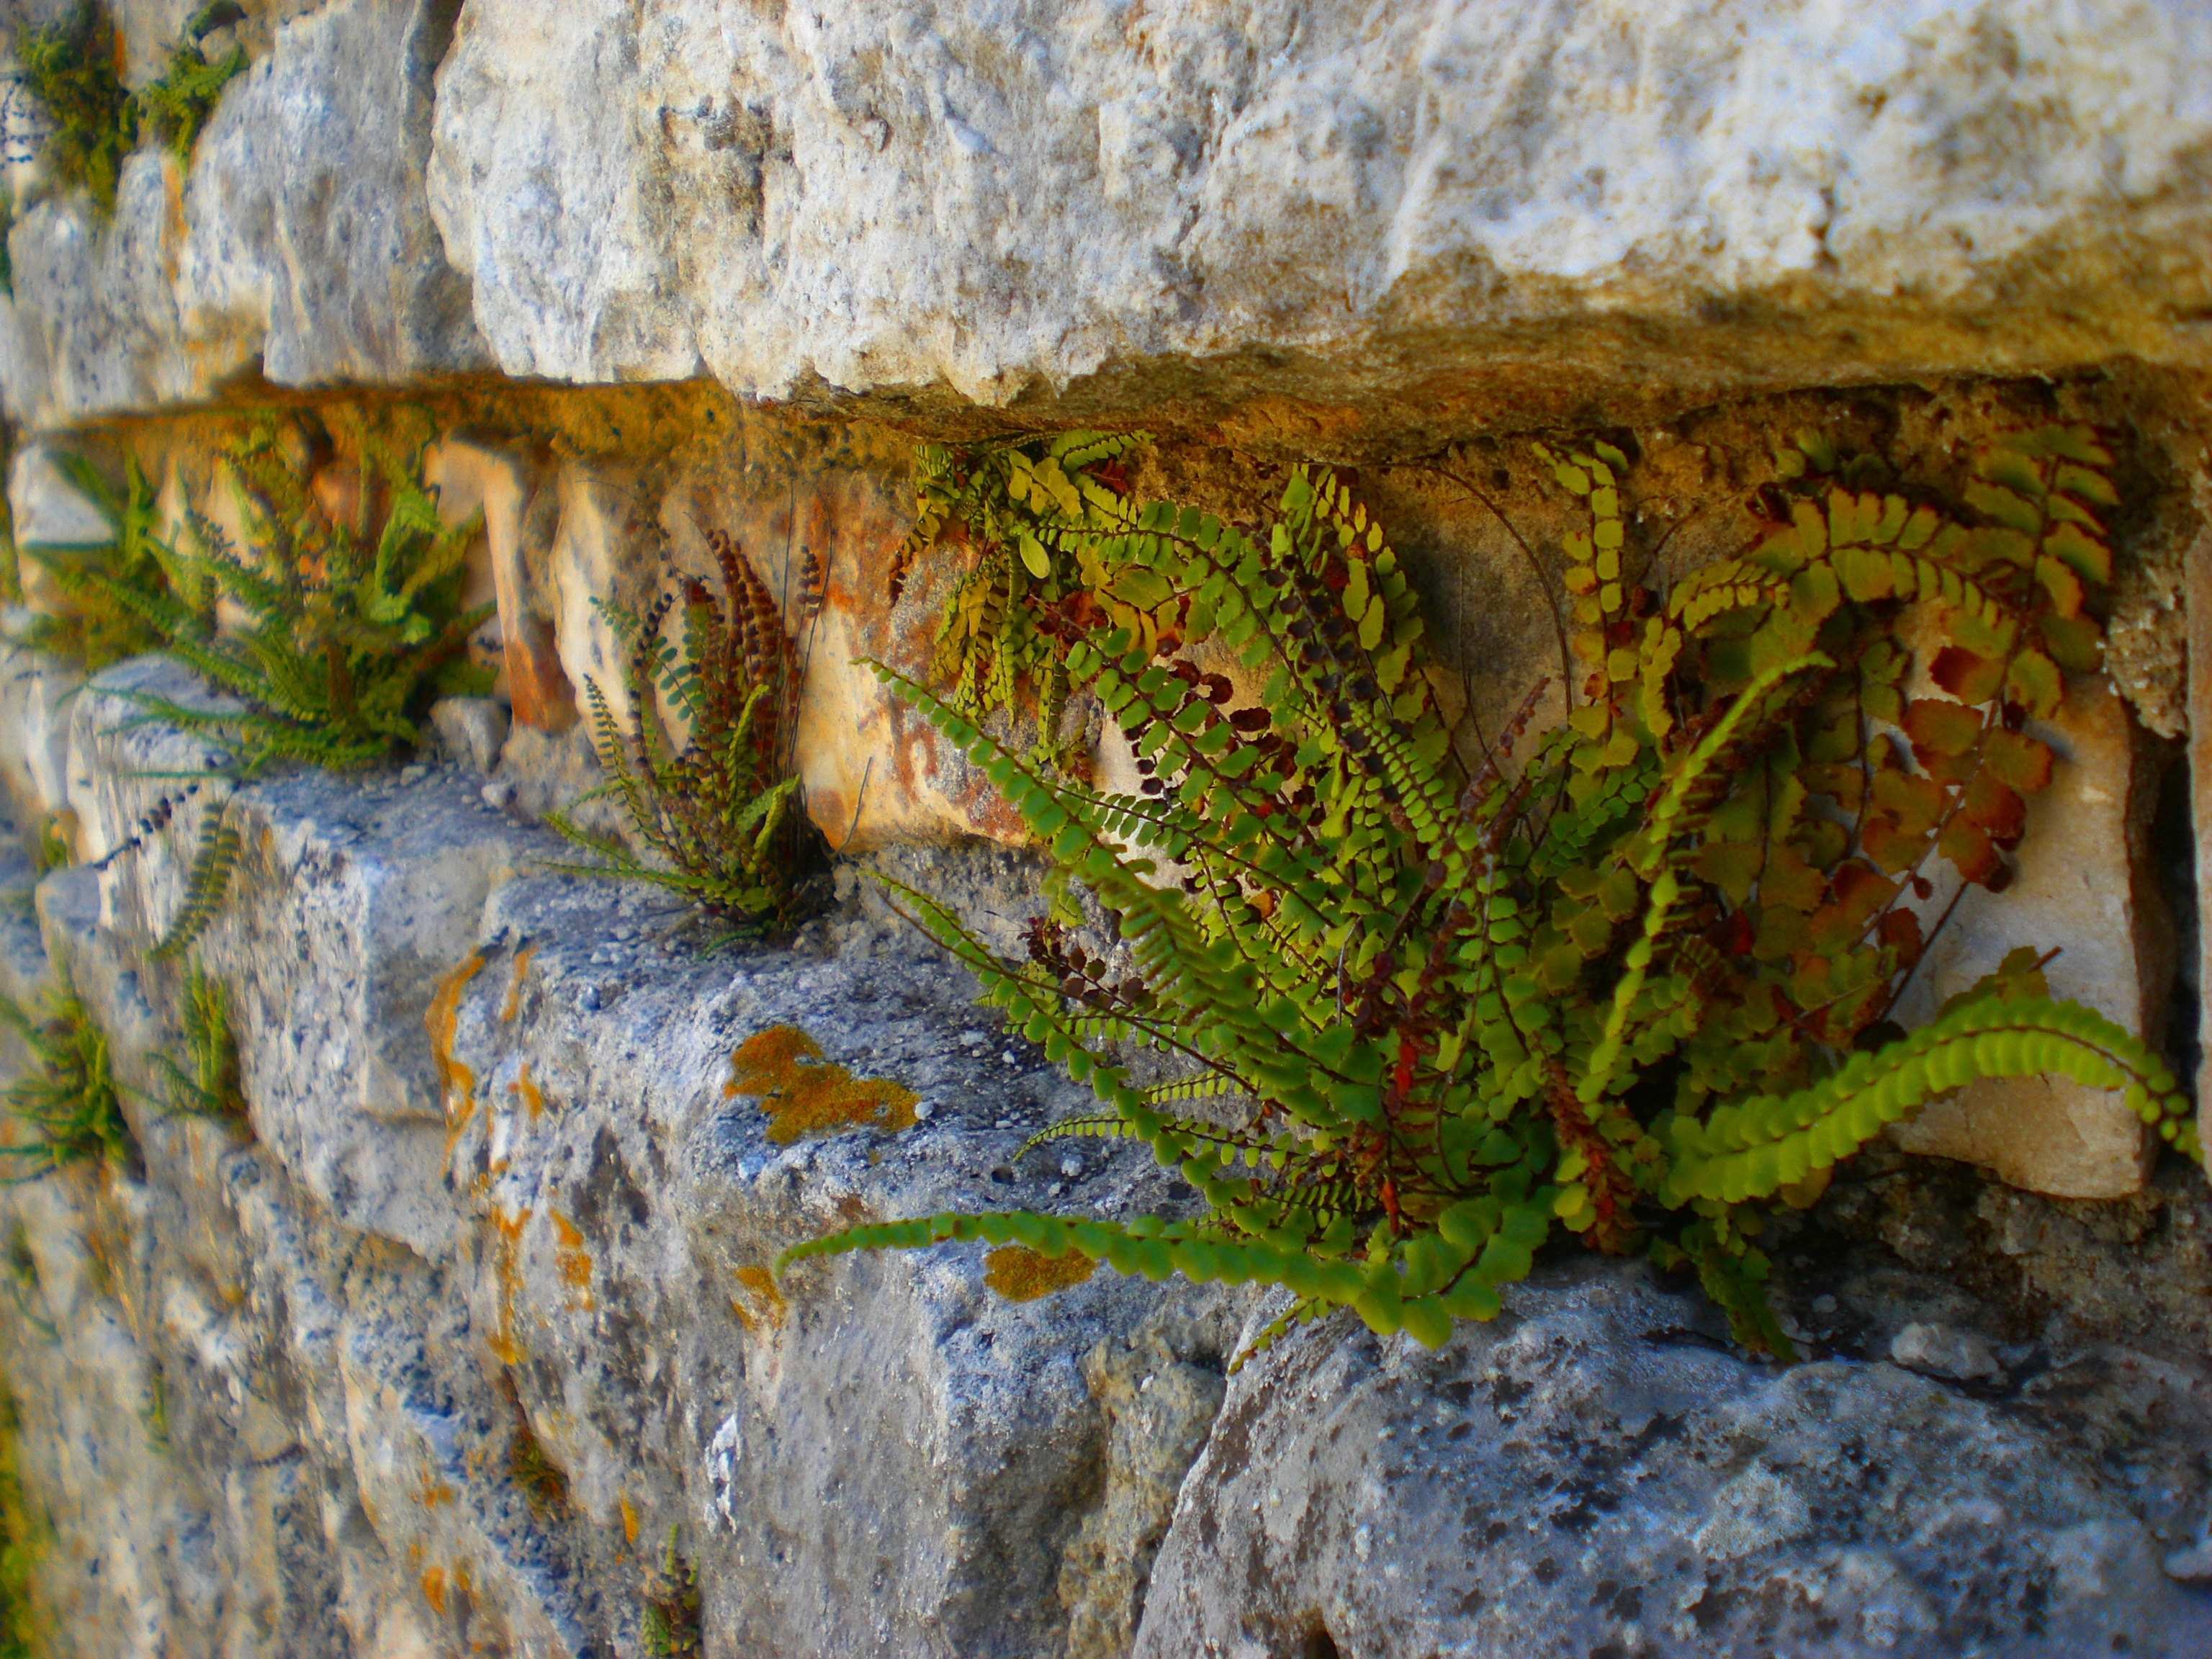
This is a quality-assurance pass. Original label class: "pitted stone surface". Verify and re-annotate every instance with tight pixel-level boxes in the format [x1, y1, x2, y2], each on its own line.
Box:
[1136, 1259, 2212, 1659]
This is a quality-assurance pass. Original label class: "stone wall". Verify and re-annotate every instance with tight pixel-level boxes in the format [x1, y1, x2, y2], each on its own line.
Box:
[0, 3, 2206, 1656]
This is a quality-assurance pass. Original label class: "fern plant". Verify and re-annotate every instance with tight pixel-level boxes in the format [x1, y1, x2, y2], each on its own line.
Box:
[135, 5, 246, 165]
[12, 1, 136, 213]
[638, 1527, 701, 1658]
[14, 453, 176, 670]
[783, 426, 2200, 1362]
[0, 969, 132, 1179]
[91, 413, 493, 774]
[892, 430, 1150, 763]
[547, 531, 827, 941]
[150, 961, 243, 1120]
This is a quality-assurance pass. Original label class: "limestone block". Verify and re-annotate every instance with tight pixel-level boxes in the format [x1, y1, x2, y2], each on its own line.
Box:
[425, 438, 573, 732]
[12, 682, 1241, 1655]
[1136, 1261, 2212, 1659]
[428, 0, 2212, 429]
[1, 0, 485, 429]
[428, 696, 510, 775]
[546, 459, 660, 738]
[1889, 678, 2165, 1198]
[0, 631, 81, 826]
[70, 658, 539, 1254]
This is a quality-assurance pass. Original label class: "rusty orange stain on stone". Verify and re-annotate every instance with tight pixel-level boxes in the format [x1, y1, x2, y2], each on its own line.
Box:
[500, 944, 536, 1022]
[430, 951, 486, 1164]
[421, 1567, 448, 1616]
[730, 1265, 786, 1333]
[619, 1492, 640, 1545]
[508, 1063, 547, 1122]
[487, 1204, 531, 1365]
[724, 1025, 917, 1143]
[549, 1210, 595, 1310]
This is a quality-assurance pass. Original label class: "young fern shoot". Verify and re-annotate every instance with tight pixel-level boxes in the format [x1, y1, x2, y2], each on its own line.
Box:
[546, 531, 827, 942]
[781, 427, 2199, 1364]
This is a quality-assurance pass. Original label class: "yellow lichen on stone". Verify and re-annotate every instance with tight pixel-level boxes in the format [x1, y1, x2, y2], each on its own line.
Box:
[730, 1265, 786, 1332]
[723, 1026, 917, 1145]
[984, 1246, 1096, 1303]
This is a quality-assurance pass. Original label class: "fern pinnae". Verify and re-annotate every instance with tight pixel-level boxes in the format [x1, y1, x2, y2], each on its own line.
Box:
[149, 801, 242, 963]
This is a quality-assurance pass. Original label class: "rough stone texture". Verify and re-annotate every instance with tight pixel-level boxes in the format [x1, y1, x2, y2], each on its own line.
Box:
[426, 0, 2212, 435]
[1891, 676, 2169, 1197]
[0, 0, 485, 429]
[0, 675, 1241, 1656]
[1138, 1256, 2212, 1659]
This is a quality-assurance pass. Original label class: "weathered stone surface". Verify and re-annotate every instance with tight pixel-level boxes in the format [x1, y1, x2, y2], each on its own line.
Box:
[0, 672, 1236, 1657]
[428, 1, 2212, 435]
[1138, 1257, 2212, 1659]
[1892, 675, 2169, 1197]
[0, 0, 485, 429]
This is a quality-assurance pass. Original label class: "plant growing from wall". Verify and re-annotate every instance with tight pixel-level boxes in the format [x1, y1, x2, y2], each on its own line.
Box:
[150, 961, 243, 1121]
[12, 2, 135, 214]
[0, 968, 133, 1179]
[99, 413, 493, 774]
[783, 426, 2199, 1361]
[15, 453, 176, 670]
[891, 430, 1149, 765]
[638, 1526, 701, 1658]
[10, 1, 246, 215]
[135, 5, 246, 164]
[547, 531, 827, 942]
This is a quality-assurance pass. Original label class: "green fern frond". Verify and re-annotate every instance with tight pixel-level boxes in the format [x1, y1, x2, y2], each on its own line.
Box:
[778, 426, 2196, 1361]
[546, 534, 825, 941]
[148, 801, 240, 963]
[0, 968, 134, 1178]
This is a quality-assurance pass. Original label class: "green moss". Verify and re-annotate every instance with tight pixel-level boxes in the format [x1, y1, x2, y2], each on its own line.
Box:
[135, 36, 245, 165]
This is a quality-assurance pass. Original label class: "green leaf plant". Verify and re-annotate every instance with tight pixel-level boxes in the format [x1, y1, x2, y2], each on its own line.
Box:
[781, 425, 2200, 1364]
[91, 410, 493, 775]
[150, 960, 243, 1122]
[0, 968, 134, 1180]
[10, 1, 245, 216]
[545, 530, 829, 943]
[14, 452, 175, 670]
[891, 429, 1150, 766]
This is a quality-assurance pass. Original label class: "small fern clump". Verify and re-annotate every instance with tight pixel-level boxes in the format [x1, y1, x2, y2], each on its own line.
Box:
[547, 531, 827, 941]
[893, 430, 1148, 763]
[94, 413, 493, 774]
[0, 971, 133, 1179]
[638, 1527, 701, 1658]
[14, 454, 174, 670]
[135, 4, 246, 163]
[783, 425, 2200, 1362]
[151, 961, 243, 1121]
[11, 1, 244, 213]
[12, 2, 136, 213]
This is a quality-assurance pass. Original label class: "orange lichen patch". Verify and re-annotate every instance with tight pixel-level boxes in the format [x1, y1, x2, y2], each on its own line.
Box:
[508, 1063, 548, 1122]
[549, 1210, 595, 1310]
[421, 1567, 449, 1617]
[730, 1265, 786, 1333]
[426, 951, 485, 1102]
[984, 1246, 1097, 1303]
[500, 945, 536, 1022]
[619, 1492, 640, 1546]
[416, 1470, 456, 1508]
[724, 1025, 918, 1145]
[487, 1204, 532, 1365]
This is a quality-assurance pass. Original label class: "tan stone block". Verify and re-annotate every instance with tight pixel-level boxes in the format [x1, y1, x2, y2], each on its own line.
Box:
[1890, 675, 2164, 1198]
[427, 439, 574, 733]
